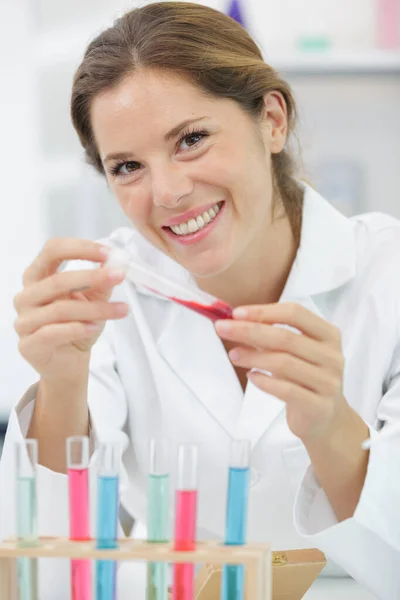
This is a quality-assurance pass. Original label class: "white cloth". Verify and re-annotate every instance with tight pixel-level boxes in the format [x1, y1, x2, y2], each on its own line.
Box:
[1, 184, 400, 599]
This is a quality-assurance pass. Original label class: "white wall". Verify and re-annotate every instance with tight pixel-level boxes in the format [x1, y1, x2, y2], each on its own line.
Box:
[0, 0, 43, 419]
[0, 0, 399, 420]
[293, 76, 400, 215]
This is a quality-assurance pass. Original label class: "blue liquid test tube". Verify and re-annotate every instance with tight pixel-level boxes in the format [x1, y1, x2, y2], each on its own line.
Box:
[16, 438, 38, 600]
[96, 442, 121, 600]
[147, 437, 170, 600]
[221, 439, 251, 600]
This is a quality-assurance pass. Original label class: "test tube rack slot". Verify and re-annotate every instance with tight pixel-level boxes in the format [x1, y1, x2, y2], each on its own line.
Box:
[0, 537, 272, 600]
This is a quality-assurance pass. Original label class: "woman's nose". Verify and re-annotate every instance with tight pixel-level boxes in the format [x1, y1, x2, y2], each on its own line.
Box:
[151, 164, 194, 208]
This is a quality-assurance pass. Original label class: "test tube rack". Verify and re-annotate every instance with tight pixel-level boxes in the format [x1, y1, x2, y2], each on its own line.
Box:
[0, 537, 272, 600]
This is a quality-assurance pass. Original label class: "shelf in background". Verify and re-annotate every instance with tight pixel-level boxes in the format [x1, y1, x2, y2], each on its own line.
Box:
[35, 23, 400, 75]
[266, 50, 400, 75]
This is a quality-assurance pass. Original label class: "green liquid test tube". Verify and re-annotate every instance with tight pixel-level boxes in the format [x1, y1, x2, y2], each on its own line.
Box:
[147, 438, 170, 600]
[16, 439, 39, 600]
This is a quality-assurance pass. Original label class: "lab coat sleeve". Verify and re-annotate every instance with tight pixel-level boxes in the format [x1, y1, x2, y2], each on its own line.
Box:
[0, 327, 131, 599]
[293, 348, 400, 600]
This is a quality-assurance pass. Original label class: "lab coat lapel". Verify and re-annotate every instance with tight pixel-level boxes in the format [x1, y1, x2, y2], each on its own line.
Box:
[156, 301, 243, 437]
[233, 380, 285, 450]
[234, 185, 358, 450]
[122, 231, 243, 437]
[120, 232, 242, 437]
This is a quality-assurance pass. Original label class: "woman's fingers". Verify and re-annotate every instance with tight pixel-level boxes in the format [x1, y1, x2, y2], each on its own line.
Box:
[229, 349, 343, 396]
[18, 321, 103, 358]
[247, 371, 345, 441]
[232, 303, 341, 344]
[14, 266, 124, 312]
[14, 299, 129, 337]
[12, 238, 124, 378]
[215, 320, 341, 369]
[22, 238, 109, 286]
[246, 371, 324, 423]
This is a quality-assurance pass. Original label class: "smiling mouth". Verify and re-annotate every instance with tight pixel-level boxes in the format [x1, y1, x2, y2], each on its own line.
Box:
[163, 201, 224, 236]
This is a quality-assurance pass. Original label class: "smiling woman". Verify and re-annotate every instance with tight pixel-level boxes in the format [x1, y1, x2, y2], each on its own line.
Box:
[69, 6, 303, 290]
[71, 2, 302, 235]
[1, 2, 400, 600]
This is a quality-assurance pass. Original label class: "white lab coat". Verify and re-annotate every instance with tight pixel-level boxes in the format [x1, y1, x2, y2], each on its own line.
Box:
[1, 184, 400, 599]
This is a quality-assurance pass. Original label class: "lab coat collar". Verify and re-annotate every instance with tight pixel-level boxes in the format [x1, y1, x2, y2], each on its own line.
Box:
[135, 184, 358, 445]
[281, 182, 357, 300]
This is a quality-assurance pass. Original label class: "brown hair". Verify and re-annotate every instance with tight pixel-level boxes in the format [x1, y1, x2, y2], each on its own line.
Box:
[71, 1, 303, 241]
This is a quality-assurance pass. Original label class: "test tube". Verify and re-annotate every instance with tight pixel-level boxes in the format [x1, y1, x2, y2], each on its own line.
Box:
[147, 438, 170, 600]
[16, 439, 38, 600]
[96, 442, 120, 600]
[221, 439, 251, 600]
[67, 436, 92, 600]
[172, 443, 198, 600]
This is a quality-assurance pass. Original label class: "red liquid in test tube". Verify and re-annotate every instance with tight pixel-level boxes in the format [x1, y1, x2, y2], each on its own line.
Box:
[174, 490, 197, 551]
[106, 248, 233, 323]
[68, 468, 90, 540]
[67, 436, 92, 600]
[173, 444, 198, 600]
[170, 298, 233, 321]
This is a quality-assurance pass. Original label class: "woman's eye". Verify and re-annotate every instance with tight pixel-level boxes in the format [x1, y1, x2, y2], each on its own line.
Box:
[111, 161, 140, 177]
[119, 161, 140, 175]
[179, 130, 207, 151]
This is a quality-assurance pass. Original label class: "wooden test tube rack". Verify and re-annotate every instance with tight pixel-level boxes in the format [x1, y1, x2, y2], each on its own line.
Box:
[0, 537, 272, 600]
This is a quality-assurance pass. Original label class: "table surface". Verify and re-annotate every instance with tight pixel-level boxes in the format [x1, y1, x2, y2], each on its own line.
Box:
[116, 562, 379, 600]
[304, 577, 378, 599]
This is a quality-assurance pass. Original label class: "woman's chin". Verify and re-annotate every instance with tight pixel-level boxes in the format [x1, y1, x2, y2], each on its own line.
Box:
[183, 255, 232, 281]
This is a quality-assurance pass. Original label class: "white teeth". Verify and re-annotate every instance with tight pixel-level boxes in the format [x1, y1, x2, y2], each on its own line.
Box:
[196, 215, 205, 228]
[203, 211, 211, 224]
[188, 218, 199, 233]
[169, 202, 222, 236]
[180, 222, 189, 235]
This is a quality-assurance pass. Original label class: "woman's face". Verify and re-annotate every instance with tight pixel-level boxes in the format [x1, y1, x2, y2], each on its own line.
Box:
[91, 69, 286, 278]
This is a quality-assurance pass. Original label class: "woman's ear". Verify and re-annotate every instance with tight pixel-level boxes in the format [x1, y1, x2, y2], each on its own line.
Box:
[260, 91, 288, 154]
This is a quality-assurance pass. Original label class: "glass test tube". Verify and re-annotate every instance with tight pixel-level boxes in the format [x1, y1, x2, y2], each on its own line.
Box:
[67, 436, 92, 600]
[96, 442, 120, 600]
[16, 439, 38, 600]
[172, 444, 198, 600]
[221, 439, 251, 600]
[147, 438, 170, 600]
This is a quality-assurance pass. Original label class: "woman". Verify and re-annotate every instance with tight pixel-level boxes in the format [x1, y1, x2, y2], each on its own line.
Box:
[1, 2, 399, 598]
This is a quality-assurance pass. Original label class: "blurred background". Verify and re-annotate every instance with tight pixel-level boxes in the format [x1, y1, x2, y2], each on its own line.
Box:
[1, 0, 399, 454]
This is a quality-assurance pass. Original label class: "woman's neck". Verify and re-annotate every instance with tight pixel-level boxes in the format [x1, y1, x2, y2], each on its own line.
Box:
[196, 213, 298, 308]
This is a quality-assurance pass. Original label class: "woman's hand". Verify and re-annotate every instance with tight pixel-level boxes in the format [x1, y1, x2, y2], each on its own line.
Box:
[13, 238, 128, 382]
[215, 302, 347, 443]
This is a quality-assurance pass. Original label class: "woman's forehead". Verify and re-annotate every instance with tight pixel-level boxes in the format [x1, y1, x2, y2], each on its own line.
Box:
[92, 70, 213, 121]
[90, 70, 238, 155]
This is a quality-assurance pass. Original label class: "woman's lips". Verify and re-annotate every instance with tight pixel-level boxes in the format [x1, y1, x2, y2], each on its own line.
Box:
[162, 200, 224, 228]
[162, 201, 225, 246]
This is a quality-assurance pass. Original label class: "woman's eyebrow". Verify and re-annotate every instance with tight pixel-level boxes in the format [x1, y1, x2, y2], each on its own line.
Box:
[164, 116, 209, 142]
[103, 151, 135, 164]
[103, 116, 209, 164]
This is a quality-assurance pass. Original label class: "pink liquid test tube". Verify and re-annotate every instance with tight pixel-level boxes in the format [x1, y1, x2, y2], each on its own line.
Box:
[67, 436, 92, 600]
[172, 444, 198, 600]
